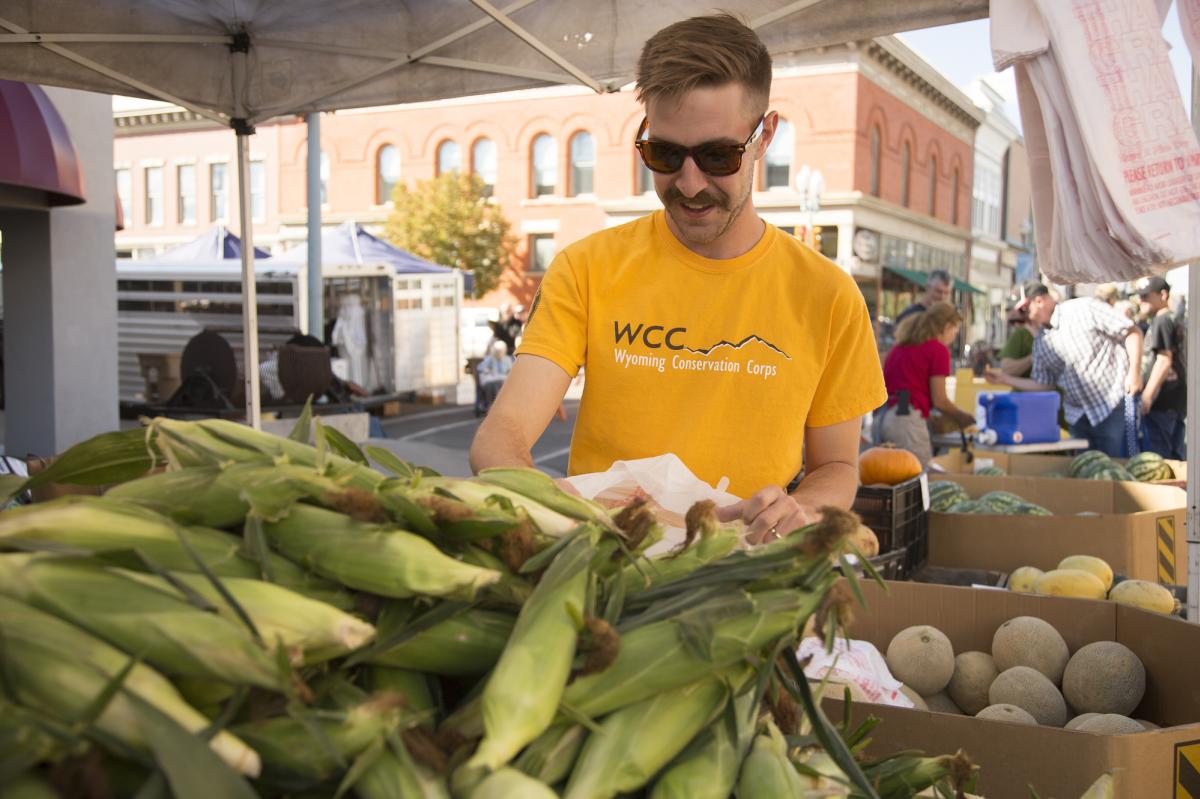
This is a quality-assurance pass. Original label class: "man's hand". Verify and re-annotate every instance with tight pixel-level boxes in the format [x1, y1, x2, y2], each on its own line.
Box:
[716, 486, 821, 546]
[1125, 371, 1142, 396]
[1139, 393, 1153, 415]
[984, 368, 1011, 386]
[554, 477, 581, 496]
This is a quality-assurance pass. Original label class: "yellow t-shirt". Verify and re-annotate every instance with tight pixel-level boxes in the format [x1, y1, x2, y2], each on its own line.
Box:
[517, 211, 886, 498]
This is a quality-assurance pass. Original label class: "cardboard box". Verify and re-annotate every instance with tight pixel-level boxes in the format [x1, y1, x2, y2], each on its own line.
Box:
[928, 475, 1186, 585]
[824, 581, 1200, 799]
[932, 450, 1187, 489]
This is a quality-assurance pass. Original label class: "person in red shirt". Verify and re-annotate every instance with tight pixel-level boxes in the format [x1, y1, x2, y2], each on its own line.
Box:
[879, 302, 976, 465]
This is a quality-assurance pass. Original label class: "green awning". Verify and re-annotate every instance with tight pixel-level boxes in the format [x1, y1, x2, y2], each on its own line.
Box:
[883, 264, 984, 295]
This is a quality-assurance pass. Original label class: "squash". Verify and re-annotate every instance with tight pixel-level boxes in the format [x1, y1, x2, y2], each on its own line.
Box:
[859, 445, 922, 486]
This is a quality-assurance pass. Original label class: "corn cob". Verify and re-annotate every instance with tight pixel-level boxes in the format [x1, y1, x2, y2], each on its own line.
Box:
[458, 544, 534, 605]
[104, 465, 248, 528]
[649, 687, 759, 799]
[513, 723, 586, 785]
[617, 526, 739, 596]
[0, 495, 351, 608]
[563, 673, 732, 799]
[560, 589, 821, 719]
[466, 534, 595, 771]
[356, 745, 450, 799]
[368, 605, 514, 676]
[262, 503, 500, 600]
[1080, 774, 1115, 799]
[3, 772, 59, 799]
[0, 554, 282, 689]
[477, 466, 616, 528]
[864, 750, 974, 799]
[0, 596, 260, 776]
[423, 477, 582, 538]
[471, 767, 559, 799]
[120, 568, 375, 665]
[736, 718, 806, 798]
[369, 667, 436, 722]
[232, 693, 402, 784]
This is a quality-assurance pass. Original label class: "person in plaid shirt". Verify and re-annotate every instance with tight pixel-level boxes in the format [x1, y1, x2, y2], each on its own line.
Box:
[988, 296, 1143, 456]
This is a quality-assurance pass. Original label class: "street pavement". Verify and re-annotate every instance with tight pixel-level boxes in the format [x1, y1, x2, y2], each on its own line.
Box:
[372, 400, 578, 477]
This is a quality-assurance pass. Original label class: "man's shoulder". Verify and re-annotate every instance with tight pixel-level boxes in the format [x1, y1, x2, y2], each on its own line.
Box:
[559, 213, 655, 263]
[768, 231, 862, 298]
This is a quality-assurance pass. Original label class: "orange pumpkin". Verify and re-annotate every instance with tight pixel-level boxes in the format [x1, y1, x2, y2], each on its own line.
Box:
[859, 445, 922, 486]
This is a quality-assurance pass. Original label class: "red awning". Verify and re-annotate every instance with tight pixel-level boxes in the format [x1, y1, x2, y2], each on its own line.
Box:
[0, 80, 85, 208]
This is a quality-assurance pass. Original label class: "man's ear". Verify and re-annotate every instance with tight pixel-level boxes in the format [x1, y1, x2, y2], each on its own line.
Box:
[755, 110, 779, 159]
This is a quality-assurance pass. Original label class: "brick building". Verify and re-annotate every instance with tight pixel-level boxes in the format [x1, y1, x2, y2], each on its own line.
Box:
[114, 35, 982, 323]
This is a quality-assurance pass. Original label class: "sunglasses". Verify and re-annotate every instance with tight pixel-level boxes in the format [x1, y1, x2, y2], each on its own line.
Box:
[634, 115, 765, 177]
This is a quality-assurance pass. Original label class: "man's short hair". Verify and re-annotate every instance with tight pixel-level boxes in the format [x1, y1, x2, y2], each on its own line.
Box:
[635, 13, 772, 117]
[928, 269, 952, 287]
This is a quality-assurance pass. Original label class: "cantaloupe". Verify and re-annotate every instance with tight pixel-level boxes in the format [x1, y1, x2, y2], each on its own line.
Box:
[1062, 642, 1146, 716]
[991, 616, 1070, 685]
[988, 666, 1068, 726]
[885, 626, 955, 696]
[1057, 555, 1114, 591]
[1033, 569, 1107, 600]
[1007, 566, 1044, 594]
[922, 690, 963, 715]
[976, 704, 1037, 725]
[899, 685, 927, 711]
[947, 651, 998, 715]
[1065, 713, 1101, 730]
[1075, 714, 1145, 735]
[1108, 580, 1176, 615]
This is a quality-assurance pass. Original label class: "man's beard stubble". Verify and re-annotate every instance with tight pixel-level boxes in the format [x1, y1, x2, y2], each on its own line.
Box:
[662, 179, 754, 246]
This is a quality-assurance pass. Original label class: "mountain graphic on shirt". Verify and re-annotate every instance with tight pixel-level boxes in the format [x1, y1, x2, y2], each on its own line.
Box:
[683, 334, 792, 361]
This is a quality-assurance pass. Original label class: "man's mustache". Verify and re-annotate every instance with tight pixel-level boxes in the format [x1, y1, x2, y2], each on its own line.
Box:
[664, 187, 729, 210]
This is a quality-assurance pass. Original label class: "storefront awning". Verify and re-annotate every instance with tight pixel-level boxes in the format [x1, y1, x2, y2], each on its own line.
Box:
[0, 80, 85, 208]
[884, 264, 984, 295]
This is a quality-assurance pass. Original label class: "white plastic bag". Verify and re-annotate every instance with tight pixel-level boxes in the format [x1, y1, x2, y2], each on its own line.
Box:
[566, 453, 743, 555]
[798, 636, 915, 709]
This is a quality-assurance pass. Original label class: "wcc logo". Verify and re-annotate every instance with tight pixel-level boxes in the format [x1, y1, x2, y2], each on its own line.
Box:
[612, 320, 792, 360]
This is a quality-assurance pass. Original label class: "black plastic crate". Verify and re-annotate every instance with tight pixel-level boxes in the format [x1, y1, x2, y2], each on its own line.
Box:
[852, 475, 928, 577]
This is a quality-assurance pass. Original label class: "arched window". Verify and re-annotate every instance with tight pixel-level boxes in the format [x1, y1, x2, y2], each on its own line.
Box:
[569, 131, 595, 196]
[951, 166, 960, 225]
[531, 134, 557, 197]
[376, 144, 400, 205]
[869, 126, 881, 197]
[764, 118, 793, 189]
[319, 150, 329, 206]
[436, 140, 461, 176]
[472, 138, 497, 196]
[900, 140, 911, 207]
[928, 153, 939, 216]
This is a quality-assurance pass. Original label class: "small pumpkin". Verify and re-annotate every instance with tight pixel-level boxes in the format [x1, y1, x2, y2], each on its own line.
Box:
[859, 445, 922, 486]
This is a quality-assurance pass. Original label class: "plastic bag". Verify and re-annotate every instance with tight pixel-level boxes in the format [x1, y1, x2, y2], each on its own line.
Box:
[798, 636, 915, 708]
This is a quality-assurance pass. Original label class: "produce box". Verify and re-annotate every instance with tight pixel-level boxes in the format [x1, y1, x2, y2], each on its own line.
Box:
[823, 580, 1200, 799]
[932, 450, 1187, 488]
[928, 475, 1186, 586]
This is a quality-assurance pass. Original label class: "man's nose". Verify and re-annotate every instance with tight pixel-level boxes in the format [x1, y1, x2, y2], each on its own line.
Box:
[673, 155, 710, 198]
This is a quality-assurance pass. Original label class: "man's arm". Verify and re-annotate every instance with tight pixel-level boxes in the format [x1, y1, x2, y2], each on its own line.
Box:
[1123, 327, 1144, 395]
[985, 369, 1054, 392]
[1000, 354, 1033, 376]
[1142, 351, 1172, 412]
[930, 377, 976, 427]
[469, 354, 572, 472]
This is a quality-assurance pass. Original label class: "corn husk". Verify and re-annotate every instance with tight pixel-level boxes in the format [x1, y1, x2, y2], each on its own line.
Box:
[367, 605, 514, 676]
[617, 527, 739, 596]
[368, 667, 436, 722]
[471, 767, 558, 799]
[513, 723, 586, 786]
[423, 477, 582, 538]
[736, 719, 806, 798]
[0, 595, 259, 777]
[649, 686, 758, 799]
[356, 744, 450, 799]
[104, 465, 248, 528]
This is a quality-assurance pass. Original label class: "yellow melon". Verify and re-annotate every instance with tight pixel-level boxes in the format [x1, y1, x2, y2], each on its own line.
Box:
[1056, 555, 1114, 591]
[1108, 580, 1176, 615]
[1033, 569, 1107, 600]
[1008, 566, 1044, 594]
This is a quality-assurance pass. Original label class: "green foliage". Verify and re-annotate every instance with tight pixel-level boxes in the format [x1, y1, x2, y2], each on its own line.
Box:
[383, 172, 516, 298]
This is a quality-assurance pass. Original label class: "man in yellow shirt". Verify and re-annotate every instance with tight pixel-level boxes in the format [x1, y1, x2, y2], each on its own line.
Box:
[469, 13, 886, 543]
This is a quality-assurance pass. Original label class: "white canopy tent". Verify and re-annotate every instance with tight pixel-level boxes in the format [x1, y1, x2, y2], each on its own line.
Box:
[4, 1, 1199, 622]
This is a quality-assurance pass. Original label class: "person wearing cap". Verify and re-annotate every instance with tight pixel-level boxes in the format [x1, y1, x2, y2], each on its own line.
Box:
[989, 292, 1143, 457]
[998, 281, 1056, 380]
[1137, 275, 1186, 459]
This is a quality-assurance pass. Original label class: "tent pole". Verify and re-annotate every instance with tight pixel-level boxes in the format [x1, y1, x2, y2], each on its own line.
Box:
[1188, 68, 1200, 622]
[236, 131, 262, 429]
[307, 113, 323, 339]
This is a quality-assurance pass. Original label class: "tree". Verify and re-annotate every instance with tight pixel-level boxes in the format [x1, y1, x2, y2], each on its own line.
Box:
[383, 172, 515, 298]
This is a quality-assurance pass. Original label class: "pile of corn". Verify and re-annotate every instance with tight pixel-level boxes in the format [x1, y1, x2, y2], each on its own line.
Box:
[0, 416, 977, 799]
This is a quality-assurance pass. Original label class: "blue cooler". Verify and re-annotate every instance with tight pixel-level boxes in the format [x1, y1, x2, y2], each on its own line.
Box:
[974, 392, 1060, 445]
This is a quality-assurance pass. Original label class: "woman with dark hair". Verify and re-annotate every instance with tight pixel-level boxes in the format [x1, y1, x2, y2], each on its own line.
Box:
[879, 302, 976, 466]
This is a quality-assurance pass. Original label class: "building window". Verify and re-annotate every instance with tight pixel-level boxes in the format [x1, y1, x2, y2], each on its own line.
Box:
[815, 225, 839, 260]
[928, 154, 938, 216]
[951, 167, 960, 226]
[144, 166, 163, 226]
[319, 151, 329, 205]
[763, 118, 793, 189]
[529, 233, 556, 272]
[531, 134, 557, 197]
[116, 168, 131, 223]
[210, 162, 228, 221]
[250, 161, 266, 223]
[569, 131, 594, 196]
[437, 140, 461, 176]
[177, 164, 195, 224]
[472, 138, 497, 197]
[376, 144, 400, 205]
[636, 159, 655, 194]
[869, 126, 881, 197]
[900, 141, 911, 207]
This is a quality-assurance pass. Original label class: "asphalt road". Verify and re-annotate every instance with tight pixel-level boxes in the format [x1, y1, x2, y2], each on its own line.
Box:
[377, 400, 578, 477]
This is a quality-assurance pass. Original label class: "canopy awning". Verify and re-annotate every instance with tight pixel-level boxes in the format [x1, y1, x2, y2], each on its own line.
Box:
[158, 224, 271, 261]
[883, 264, 984, 295]
[0, 80, 84, 208]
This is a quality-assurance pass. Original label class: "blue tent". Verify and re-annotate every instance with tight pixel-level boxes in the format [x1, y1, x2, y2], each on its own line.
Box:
[276, 220, 472, 293]
[158, 224, 271, 261]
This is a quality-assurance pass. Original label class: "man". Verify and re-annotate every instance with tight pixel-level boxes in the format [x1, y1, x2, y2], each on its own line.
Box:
[477, 340, 514, 412]
[988, 295, 1143, 457]
[999, 281, 1056, 380]
[895, 269, 952, 326]
[1137, 276, 1186, 459]
[489, 303, 523, 353]
[469, 13, 886, 544]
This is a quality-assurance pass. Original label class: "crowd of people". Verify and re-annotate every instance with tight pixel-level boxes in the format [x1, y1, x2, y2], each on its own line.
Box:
[876, 273, 1188, 464]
